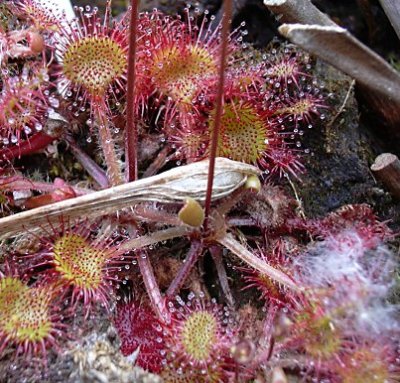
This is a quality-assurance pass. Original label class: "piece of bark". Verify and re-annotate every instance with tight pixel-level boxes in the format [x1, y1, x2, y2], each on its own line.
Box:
[265, 0, 400, 139]
[0, 158, 259, 239]
[263, 0, 335, 26]
[279, 23, 400, 137]
[378, 0, 400, 40]
[279, 24, 400, 105]
[371, 153, 400, 200]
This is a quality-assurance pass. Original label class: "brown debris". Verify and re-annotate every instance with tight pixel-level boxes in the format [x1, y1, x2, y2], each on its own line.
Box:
[263, 0, 335, 26]
[371, 153, 400, 200]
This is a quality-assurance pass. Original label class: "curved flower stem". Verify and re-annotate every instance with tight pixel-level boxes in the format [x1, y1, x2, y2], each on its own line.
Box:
[166, 239, 203, 297]
[125, 0, 139, 182]
[204, 0, 233, 230]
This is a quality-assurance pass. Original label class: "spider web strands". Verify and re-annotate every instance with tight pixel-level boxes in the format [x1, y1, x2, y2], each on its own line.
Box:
[204, 0, 233, 230]
[0, 158, 259, 239]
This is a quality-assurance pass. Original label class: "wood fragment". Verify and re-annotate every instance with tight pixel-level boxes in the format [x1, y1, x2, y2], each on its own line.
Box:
[263, 0, 335, 26]
[378, 0, 400, 40]
[278, 24, 400, 106]
[371, 153, 400, 200]
[265, 0, 400, 137]
[0, 158, 259, 239]
[279, 24, 400, 139]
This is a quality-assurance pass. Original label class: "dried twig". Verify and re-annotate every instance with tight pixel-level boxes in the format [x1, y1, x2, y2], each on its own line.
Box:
[279, 24, 400, 105]
[263, 0, 335, 26]
[371, 153, 400, 200]
[265, 0, 400, 136]
[0, 158, 259, 239]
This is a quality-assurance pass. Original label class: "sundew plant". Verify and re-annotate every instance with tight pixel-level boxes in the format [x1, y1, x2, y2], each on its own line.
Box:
[0, 1, 398, 382]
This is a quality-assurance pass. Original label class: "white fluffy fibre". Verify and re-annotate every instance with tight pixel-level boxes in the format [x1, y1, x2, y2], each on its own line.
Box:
[295, 229, 399, 336]
[296, 230, 394, 287]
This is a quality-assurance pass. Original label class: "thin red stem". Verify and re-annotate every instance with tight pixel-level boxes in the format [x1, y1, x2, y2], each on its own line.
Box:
[204, 0, 232, 230]
[209, 245, 235, 307]
[166, 239, 203, 297]
[137, 249, 170, 323]
[127, 224, 171, 324]
[125, 0, 139, 182]
[66, 135, 109, 188]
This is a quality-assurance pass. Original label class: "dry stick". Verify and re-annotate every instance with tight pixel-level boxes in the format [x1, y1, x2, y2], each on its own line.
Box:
[278, 24, 400, 106]
[0, 158, 258, 239]
[217, 232, 299, 291]
[166, 239, 203, 297]
[263, 0, 335, 26]
[378, 0, 400, 40]
[265, 0, 400, 135]
[66, 135, 109, 188]
[126, 0, 139, 182]
[371, 153, 400, 200]
[204, 0, 233, 230]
